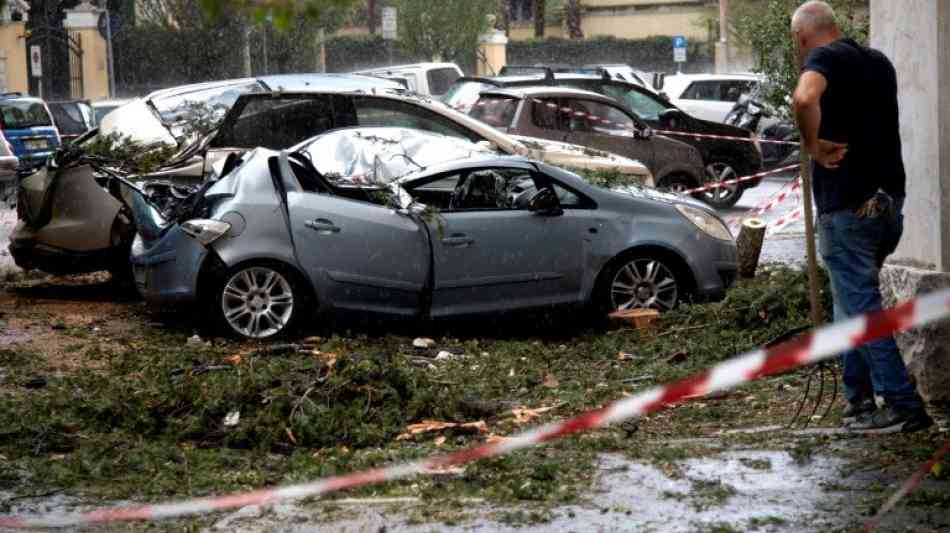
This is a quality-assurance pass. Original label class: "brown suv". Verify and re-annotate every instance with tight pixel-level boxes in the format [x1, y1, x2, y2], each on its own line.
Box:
[470, 87, 705, 193]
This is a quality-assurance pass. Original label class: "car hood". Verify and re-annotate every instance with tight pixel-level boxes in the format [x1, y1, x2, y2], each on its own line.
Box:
[609, 182, 712, 211]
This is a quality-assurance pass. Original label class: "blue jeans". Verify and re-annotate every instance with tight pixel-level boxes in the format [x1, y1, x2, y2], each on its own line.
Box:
[817, 196, 924, 411]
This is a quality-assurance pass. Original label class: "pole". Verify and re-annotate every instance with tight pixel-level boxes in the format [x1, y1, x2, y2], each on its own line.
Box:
[104, 9, 116, 97]
[800, 147, 824, 326]
[316, 27, 326, 73]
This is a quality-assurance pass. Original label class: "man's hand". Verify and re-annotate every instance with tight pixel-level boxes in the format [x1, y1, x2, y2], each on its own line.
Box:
[812, 139, 848, 169]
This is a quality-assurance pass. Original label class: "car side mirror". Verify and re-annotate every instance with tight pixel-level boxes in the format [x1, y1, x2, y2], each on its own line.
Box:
[527, 188, 562, 216]
[634, 127, 654, 139]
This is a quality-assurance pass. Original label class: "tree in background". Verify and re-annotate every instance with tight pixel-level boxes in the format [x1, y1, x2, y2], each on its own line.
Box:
[731, 0, 868, 116]
[393, 0, 495, 63]
[496, 0, 511, 35]
[564, 0, 583, 39]
[198, 0, 359, 29]
[533, 0, 545, 37]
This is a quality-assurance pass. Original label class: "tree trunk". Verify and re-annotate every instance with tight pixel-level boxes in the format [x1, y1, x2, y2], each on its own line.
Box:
[533, 0, 545, 38]
[367, 0, 378, 34]
[565, 0, 583, 39]
[736, 218, 767, 278]
[496, 0, 510, 35]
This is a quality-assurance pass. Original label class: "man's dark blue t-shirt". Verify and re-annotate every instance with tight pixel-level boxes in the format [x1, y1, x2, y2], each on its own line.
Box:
[803, 38, 906, 214]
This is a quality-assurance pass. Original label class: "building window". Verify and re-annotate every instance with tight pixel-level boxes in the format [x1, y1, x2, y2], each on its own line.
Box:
[510, 0, 533, 23]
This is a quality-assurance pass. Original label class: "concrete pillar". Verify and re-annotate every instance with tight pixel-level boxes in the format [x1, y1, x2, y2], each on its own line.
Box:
[871, 0, 950, 272]
[872, 0, 950, 405]
[0, 21, 28, 94]
[63, 1, 110, 100]
[477, 29, 508, 77]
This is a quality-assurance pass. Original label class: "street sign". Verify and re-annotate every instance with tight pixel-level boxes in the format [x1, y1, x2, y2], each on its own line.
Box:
[381, 7, 397, 40]
[29, 45, 41, 77]
[673, 35, 687, 63]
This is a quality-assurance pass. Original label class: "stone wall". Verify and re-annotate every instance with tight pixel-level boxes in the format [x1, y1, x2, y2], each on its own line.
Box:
[880, 264, 950, 406]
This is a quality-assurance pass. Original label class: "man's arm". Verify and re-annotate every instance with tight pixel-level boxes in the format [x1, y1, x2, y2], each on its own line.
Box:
[793, 70, 848, 169]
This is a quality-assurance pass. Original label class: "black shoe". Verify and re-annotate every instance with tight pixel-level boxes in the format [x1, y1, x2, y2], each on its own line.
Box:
[842, 399, 876, 423]
[847, 405, 934, 434]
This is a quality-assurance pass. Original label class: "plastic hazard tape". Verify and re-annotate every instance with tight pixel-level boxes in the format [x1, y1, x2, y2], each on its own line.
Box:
[864, 440, 950, 531]
[766, 205, 804, 236]
[680, 163, 799, 196]
[652, 129, 800, 146]
[727, 177, 803, 233]
[3, 290, 950, 529]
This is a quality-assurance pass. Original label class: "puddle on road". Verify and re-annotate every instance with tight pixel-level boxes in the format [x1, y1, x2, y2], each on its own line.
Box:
[209, 450, 854, 532]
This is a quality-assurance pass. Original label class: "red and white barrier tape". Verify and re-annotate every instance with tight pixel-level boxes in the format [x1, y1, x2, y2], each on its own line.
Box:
[766, 205, 804, 236]
[864, 440, 950, 531]
[680, 163, 799, 196]
[652, 129, 800, 146]
[727, 177, 803, 233]
[3, 290, 949, 529]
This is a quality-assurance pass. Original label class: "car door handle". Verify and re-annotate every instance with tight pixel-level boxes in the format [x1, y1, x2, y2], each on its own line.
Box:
[441, 234, 474, 247]
[305, 219, 341, 234]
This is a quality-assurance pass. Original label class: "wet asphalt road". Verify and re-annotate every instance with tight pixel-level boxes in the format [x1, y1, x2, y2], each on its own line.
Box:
[716, 174, 811, 267]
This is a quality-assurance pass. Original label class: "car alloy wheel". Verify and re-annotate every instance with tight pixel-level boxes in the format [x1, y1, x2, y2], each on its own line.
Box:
[701, 162, 743, 208]
[220, 266, 295, 339]
[610, 258, 679, 312]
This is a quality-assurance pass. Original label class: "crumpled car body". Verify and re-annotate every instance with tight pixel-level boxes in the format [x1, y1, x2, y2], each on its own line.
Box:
[130, 130, 735, 340]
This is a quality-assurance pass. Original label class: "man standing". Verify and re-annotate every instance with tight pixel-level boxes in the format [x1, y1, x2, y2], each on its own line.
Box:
[791, 1, 932, 432]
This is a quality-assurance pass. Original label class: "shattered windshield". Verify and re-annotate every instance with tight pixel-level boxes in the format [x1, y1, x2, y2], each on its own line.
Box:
[149, 80, 266, 139]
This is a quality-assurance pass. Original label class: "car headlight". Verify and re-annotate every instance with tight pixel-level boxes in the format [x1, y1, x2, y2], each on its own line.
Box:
[181, 219, 232, 246]
[675, 204, 734, 242]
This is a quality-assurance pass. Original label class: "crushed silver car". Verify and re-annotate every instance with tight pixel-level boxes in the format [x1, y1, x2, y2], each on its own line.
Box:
[129, 128, 736, 340]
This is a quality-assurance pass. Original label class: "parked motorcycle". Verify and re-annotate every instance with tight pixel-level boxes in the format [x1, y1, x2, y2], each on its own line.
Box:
[725, 94, 800, 169]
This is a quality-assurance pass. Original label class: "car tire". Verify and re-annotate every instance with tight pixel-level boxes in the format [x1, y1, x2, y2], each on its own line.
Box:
[210, 262, 307, 341]
[595, 252, 688, 314]
[700, 161, 744, 209]
[656, 173, 696, 195]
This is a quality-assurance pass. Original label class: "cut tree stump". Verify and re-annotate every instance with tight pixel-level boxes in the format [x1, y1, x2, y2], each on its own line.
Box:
[609, 308, 660, 333]
[736, 218, 767, 278]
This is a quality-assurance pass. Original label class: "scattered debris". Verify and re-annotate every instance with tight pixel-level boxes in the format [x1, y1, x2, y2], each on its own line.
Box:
[435, 350, 454, 360]
[413, 338, 436, 349]
[396, 420, 488, 441]
[665, 351, 690, 365]
[222, 355, 243, 366]
[616, 351, 636, 361]
[223, 410, 240, 427]
[609, 308, 660, 332]
[510, 404, 563, 425]
[185, 334, 208, 348]
[542, 373, 559, 388]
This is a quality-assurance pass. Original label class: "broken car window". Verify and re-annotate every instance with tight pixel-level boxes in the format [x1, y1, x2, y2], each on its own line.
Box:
[349, 97, 481, 143]
[214, 96, 335, 150]
[563, 99, 635, 137]
[469, 96, 519, 129]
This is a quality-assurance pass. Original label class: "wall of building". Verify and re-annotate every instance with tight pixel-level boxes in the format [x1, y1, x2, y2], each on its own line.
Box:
[507, 0, 715, 42]
[870, 0, 950, 271]
[0, 22, 28, 94]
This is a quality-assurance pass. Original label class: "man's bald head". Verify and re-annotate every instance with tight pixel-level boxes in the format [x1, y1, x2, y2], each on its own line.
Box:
[792, 1, 839, 35]
[791, 1, 842, 64]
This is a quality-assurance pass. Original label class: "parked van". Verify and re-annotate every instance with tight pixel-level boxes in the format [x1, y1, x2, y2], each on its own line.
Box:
[0, 93, 62, 170]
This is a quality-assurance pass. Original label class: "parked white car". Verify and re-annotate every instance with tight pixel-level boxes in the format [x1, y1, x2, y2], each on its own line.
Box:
[351, 62, 463, 97]
[660, 74, 761, 123]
